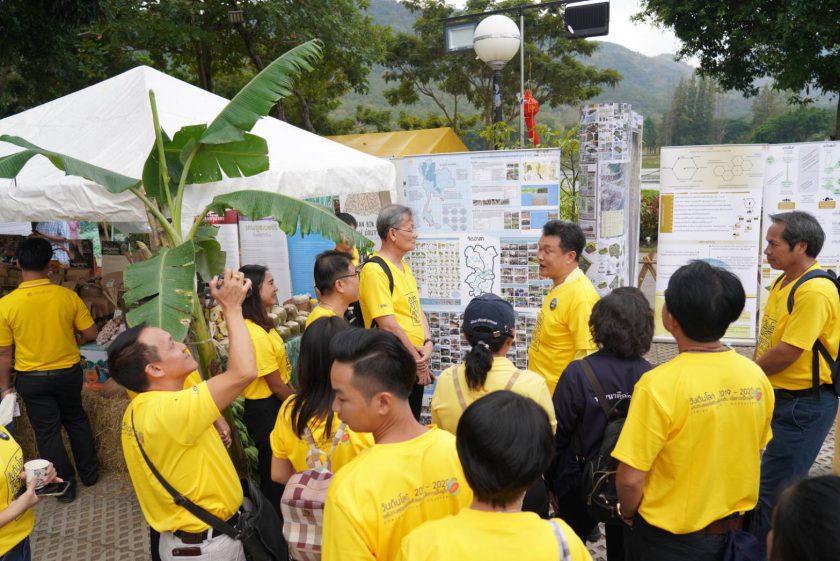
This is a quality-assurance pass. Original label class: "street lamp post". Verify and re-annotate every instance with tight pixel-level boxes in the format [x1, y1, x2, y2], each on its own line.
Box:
[473, 15, 521, 126]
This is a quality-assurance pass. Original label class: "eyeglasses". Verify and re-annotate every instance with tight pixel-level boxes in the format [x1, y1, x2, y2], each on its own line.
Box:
[394, 226, 417, 234]
[335, 266, 362, 281]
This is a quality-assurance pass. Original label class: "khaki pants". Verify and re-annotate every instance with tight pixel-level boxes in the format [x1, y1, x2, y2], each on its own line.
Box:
[159, 530, 245, 561]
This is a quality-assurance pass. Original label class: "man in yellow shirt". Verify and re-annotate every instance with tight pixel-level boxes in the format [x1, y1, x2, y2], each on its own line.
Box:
[614, 261, 774, 561]
[323, 329, 471, 561]
[307, 250, 360, 327]
[754, 211, 839, 547]
[358, 204, 433, 419]
[0, 237, 99, 504]
[529, 220, 599, 395]
[107, 269, 257, 561]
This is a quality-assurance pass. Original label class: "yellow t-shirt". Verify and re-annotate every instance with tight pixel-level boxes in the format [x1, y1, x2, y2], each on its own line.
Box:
[0, 279, 94, 371]
[126, 370, 202, 401]
[351, 247, 360, 267]
[242, 319, 291, 400]
[305, 306, 337, 328]
[121, 382, 243, 533]
[0, 426, 34, 556]
[359, 255, 425, 346]
[528, 269, 599, 394]
[756, 263, 839, 390]
[431, 357, 557, 434]
[322, 427, 472, 561]
[612, 350, 775, 534]
[269, 398, 373, 472]
[396, 510, 591, 561]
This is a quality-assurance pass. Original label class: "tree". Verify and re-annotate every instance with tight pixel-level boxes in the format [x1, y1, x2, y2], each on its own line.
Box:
[662, 74, 717, 146]
[383, 0, 620, 139]
[750, 85, 788, 130]
[643, 116, 659, 152]
[636, 0, 840, 138]
[752, 107, 835, 144]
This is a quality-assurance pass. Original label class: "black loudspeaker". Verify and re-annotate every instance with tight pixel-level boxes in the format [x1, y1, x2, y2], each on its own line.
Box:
[565, 2, 610, 39]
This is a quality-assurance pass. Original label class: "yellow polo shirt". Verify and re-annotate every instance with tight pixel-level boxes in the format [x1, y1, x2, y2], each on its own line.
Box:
[431, 357, 557, 434]
[305, 306, 337, 328]
[359, 255, 425, 346]
[269, 398, 373, 472]
[322, 427, 472, 561]
[756, 263, 839, 391]
[0, 279, 94, 371]
[0, 426, 34, 556]
[528, 269, 599, 394]
[397, 510, 591, 561]
[243, 319, 291, 400]
[126, 370, 202, 401]
[612, 351, 774, 534]
[121, 382, 242, 533]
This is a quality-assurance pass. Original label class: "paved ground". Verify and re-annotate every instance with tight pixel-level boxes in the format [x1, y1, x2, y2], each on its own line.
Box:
[29, 341, 838, 560]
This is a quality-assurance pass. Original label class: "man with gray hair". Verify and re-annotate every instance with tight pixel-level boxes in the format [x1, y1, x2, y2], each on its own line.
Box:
[358, 204, 434, 419]
[755, 210, 839, 547]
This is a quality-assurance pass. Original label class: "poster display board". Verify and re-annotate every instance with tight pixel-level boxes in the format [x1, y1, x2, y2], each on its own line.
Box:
[238, 218, 292, 302]
[338, 191, 391, 252]
[204, 210, 241, 271]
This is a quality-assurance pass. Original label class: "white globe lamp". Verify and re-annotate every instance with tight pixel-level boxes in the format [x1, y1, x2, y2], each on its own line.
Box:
[473, 15, 520, 124]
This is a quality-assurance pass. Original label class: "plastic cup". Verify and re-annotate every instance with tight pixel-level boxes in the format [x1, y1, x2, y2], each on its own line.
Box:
[24, 459, 50, 490]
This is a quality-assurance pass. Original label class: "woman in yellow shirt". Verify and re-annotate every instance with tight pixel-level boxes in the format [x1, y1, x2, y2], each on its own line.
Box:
[240, 265, 295, 511]
[270, 316, 373, 484]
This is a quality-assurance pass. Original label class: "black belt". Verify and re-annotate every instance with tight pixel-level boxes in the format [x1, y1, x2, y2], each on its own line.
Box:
[16, 364, 81, 377]
[774, 384, 832, 400]
[173, 511, 240, 544]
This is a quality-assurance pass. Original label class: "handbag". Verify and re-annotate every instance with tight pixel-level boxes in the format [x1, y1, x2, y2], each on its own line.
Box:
[131, 412, 286, 561]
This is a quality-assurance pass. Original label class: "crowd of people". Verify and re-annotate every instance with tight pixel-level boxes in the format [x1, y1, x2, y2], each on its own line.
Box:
[0, 206, 836, 561]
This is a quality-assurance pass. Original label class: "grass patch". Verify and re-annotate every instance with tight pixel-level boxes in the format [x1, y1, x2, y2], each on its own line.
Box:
[642, 153, 660, 168]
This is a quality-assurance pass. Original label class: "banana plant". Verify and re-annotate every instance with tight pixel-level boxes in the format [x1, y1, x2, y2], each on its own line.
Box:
[0, 40, 372, 469]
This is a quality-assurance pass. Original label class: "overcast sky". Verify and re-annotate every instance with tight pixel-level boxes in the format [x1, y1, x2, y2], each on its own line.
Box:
[449, 0, 694, 62]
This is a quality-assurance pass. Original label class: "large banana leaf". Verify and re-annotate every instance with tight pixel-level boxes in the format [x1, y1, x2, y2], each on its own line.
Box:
[207, 190, 373, 251]
[141, 129, 182, 208]
[124, 240, 196, 342]
[0, 135, 141, 193]
[200, 40, 323, 145]
[194, 224, 226, 281]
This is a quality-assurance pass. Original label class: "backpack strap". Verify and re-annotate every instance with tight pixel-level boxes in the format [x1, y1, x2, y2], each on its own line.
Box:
[453, 369, 468, 412]
[303, 427, 324, 470]
[323, 423, 347, 472]
[549, 520, 572, 561]
[785, 269, 836, 314]
[580, 358, 611, 419]
[503, 369, 523, 391]
[366, 255, 395, 295]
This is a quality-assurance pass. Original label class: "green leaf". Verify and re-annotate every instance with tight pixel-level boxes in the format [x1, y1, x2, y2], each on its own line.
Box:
[200, 40, 323, 145]
[194, 224, 226, 281]
[207, 190, 373, 251]
[141, 129, 183, 208]
[0, 135, 141, 193]
[124, 240, 196, 342]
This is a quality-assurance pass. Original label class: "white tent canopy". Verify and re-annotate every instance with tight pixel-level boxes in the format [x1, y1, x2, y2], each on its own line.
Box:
[0, 65, 396, 223]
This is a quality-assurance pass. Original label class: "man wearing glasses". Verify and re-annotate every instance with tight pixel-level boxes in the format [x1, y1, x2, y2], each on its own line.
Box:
[307, 250, 361, 327]
[359, 204, 434, 420]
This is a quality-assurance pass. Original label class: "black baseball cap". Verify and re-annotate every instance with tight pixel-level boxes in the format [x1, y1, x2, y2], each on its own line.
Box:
[463, 293, 515, 339]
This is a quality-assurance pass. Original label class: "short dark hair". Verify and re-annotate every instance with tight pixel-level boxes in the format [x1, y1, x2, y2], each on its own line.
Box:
[665, 260, 744, 342]
[541, 220, 585, 261]
[329, 328, 416, 399]
[456, 391, 554, 508]
[107, 324, 158, 393]
[770, 211, 825, 258]
[314, 250, 353, 296]
[16, 237, 53, 271]
[591, 287, 653, 358]
[771, 475, 840, 561]
[240, 264, 273, 331]
[336, 212, 357, 229]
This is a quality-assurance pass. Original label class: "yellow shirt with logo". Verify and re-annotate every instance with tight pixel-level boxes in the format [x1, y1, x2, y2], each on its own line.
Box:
[126, 370, 202, 401]
[242, 319, 291, 400]
[612, 351, 774, 534]
[322, 427, 472, 561]
[269, 398, 374, 472]
[0, 280, 94, 371]
[396, 510, 591, 561]
[305, 306, 337, 328]
[0, 427, 34, 556]
[756, 263, 839, 391]
[431, 357, 557, 434]
[121, 382, 242, 533]
[359, 255, 425, 346]
[528, 269, 599, 394]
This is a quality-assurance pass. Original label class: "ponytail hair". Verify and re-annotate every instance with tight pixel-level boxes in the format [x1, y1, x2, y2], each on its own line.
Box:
[463, 333, 509, 391]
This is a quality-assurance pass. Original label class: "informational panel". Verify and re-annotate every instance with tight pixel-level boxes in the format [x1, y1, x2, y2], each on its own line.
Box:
[339, 190, 392, 252]
[654, 145, 767, 343]
[239, 218, 292, 302]
[205, 210, 241, 271]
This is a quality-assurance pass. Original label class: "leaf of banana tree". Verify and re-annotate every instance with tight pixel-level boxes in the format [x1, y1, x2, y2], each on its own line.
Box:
[208, 190, 373, 251]
[194, 224, 227, 281]
[200, 40, 323, 145]
[0, 135, 141, 192]
[124, 240, 196, 342]
[141, 129, 183, 208]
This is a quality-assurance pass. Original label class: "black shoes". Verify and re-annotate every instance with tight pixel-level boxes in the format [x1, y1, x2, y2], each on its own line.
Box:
[81, 472, 99, 487]
[57, 479, 77, 503]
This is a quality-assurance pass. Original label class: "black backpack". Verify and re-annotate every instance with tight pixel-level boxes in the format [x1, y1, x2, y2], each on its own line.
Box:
[772, 268, 840, 398]
[575, 358, 630, 524]
[345, 255, 393, 328]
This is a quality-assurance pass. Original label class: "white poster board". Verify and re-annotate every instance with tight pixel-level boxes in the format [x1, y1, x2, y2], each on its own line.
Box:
[238, 218, 292, 303]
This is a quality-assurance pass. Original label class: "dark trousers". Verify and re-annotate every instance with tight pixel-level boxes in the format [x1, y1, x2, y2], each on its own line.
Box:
[555, 486, 625, 560]
[0, 537, 30, 561]
[15, 364, 98, 483]
[243, 395, 284, 514]
[408, 383, 424, 421]
[523, 477, 550, 519]
[626, 514, 726, 561]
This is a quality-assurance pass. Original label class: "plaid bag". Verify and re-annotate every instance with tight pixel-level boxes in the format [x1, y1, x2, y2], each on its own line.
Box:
[281, 422, 347, 561]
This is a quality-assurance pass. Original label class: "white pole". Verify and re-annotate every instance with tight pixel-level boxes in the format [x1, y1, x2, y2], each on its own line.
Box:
[519, 9, 525, 146]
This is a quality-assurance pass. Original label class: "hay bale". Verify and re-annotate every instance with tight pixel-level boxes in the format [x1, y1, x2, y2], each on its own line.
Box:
[14, 387, 130, 474]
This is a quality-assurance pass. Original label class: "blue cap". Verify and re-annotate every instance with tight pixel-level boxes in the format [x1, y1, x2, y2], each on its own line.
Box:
[463, 293, 515, 339]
